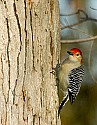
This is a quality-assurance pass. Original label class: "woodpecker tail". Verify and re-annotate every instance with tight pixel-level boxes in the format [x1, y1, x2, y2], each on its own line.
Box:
[58, 94, 69, 116]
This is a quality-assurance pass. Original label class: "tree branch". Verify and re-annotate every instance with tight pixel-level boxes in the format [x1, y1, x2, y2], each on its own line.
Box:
[90, 7, 97, 11]
[69, 27, 92, 37]
[81, 17, 97, 22]
[61, 35, 97, 43]
[61, 19, 88, 30]
[61, 9, 97, 30]
[60, 9, 88, 17]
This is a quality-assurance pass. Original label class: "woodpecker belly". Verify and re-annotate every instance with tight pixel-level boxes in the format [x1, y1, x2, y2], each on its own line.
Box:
[58, 61, 81, 92]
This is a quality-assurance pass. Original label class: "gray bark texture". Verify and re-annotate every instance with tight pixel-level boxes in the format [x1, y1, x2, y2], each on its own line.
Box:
[0, 0, 61, 125]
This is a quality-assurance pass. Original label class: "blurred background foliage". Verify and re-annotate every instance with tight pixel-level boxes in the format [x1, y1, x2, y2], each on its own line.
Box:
[58, 0, 97, 125]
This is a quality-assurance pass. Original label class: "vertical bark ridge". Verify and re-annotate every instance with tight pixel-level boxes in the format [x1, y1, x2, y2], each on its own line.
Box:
[0, 0, 60, 124]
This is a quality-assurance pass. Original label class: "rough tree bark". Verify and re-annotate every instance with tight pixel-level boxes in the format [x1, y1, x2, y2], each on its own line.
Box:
[0, 0, 60, 125]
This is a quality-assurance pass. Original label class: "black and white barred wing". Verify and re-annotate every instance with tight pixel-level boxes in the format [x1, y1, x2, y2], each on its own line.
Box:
[68, 66, 84, 104]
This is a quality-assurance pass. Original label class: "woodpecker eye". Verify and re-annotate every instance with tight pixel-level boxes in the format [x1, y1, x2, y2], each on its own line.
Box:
[76, 54, 79, 56]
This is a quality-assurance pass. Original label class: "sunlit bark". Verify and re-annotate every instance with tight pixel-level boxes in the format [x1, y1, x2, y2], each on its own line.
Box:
[0, 0, 60, 124]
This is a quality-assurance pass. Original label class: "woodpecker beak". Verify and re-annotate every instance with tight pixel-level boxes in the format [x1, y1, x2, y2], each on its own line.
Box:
[67, 51, 73, 55]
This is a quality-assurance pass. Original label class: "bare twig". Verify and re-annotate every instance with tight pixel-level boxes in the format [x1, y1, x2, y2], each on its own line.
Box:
[61, 9, 97, 30]
[61, 9, 88, 30]
[61, 16, 97, 30]
[60, 11, 78, 16]
[81, 17, 97, 22]
[60, 9, 88, 17]
[61, 19, 88, 30]
[78, 9, 88, 18]
[61, 35, 97, 43]
[90, 7, 97, 11]
[69, 27, 92, 37]
[62, 16, 91, 38]
[63, 17, 71, 33]
[60, 10, 78, 16]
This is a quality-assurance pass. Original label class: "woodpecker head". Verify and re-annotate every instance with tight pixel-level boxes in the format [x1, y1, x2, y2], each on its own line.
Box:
[67, 48, 82, 64]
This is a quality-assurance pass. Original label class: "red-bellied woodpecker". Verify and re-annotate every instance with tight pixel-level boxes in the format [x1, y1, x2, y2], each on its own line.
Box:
[56, 48, 84, 115]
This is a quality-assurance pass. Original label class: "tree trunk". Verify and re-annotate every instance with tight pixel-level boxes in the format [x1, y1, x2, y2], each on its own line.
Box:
[0, 0, 60, 125]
